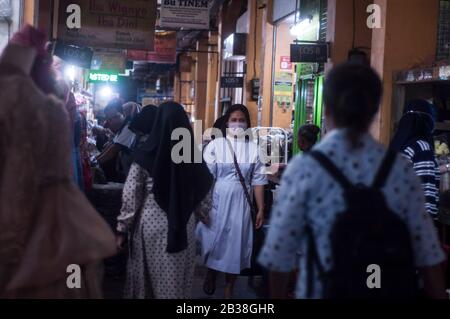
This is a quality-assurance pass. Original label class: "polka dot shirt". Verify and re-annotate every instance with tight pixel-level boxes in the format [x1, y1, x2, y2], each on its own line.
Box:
[258, 129, 445, 299]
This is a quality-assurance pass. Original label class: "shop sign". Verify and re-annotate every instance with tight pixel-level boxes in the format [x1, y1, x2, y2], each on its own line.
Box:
[88, 71, 119, 83]
[274, 72, 293, 113]
[127, 32, 177, 64]
[160, 0, 210, 30]
[220, 76, 244, 88]
[53, 41, 93, 68]
[91, 50, 127, 73]
[280, 56, 292, 70]
[57, 0, 157, 50]
[290, 43, 329, 63]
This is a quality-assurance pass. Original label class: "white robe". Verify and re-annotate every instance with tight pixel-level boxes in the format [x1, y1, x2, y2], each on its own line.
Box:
[196, 137, 268, 274]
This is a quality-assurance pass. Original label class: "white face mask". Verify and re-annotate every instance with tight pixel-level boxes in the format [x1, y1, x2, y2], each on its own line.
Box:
[228, 121, 248, 134]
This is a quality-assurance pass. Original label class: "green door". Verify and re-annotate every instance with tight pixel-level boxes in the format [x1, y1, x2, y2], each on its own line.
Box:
[293, 75, 324, 156]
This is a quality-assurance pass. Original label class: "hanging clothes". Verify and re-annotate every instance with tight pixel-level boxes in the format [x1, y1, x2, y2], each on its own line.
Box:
[0, 29, 116, 298]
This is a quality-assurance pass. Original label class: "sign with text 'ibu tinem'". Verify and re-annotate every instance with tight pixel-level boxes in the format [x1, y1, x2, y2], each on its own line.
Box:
[57, 0, 156, 50]
[290, 43, 329, 63]
[160, 0, 210, 30]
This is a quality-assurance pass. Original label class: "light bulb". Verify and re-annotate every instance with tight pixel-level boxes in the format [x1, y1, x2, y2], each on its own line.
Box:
[100, 86, 112, 98]
[290, 18, 317, 38]
[64, 65, 75, 81]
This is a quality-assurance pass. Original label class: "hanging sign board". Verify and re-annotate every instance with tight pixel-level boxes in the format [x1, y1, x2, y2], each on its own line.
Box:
[160, 0, 210, 29]
[220, 76, 244, 88]
[88, 71, 119, 83]
[127, 32, 177, 64]
[53, 42, 93, 68]
[57, 0, 157, 50]
[91, 50, 127, 73]
[290, 43, 329, 63]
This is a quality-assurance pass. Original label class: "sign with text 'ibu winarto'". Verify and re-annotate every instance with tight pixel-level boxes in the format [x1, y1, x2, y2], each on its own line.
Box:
[57, 0, 156, 50]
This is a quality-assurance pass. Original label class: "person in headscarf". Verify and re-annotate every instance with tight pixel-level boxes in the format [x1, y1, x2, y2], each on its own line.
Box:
[197, 104, 268, 298]
[122, 101, 141, 122]
[390, 99, 440, 219]
[128, 104, 158, 151]
[115, 102, 213, 299]
[0, 25, 116, 298]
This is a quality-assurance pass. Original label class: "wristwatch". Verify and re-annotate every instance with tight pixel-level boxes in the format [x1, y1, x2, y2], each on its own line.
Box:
[446, 164, 450, 172]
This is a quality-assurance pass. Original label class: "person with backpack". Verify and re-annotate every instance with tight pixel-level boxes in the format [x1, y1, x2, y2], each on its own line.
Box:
[258, 62, 446, 299]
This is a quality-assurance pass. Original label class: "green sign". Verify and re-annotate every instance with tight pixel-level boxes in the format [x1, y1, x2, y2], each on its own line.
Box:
[88, 71, 119, 83]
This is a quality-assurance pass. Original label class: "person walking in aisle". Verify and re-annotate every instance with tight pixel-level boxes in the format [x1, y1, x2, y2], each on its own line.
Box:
[390, 99, 440, 219]
[116, 102, 213, 299]
[259, 63, 446, 299]
[197, 104, 268, 299]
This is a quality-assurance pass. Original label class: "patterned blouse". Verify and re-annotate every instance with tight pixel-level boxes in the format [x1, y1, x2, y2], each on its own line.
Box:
[258, 129, 445, 299]
[402, 140, 440, 218]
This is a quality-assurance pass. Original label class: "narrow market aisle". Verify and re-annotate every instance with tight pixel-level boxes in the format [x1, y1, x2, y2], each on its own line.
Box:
[102, 258, 261, 299]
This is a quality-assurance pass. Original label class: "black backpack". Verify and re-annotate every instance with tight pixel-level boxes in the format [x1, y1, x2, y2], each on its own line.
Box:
[307, 150, 419, 299]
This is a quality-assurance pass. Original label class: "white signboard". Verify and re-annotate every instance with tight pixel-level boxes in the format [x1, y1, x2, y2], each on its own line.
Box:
[160, 0, 210, 30]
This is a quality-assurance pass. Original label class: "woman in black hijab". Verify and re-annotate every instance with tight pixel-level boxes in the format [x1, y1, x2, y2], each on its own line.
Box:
[128, 104, 158, 151]
[390, 99, 440, 219]
[116, 102, 214, 298]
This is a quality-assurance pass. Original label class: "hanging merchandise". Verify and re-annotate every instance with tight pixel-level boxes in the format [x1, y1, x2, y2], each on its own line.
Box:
[0, 0, 12, 19]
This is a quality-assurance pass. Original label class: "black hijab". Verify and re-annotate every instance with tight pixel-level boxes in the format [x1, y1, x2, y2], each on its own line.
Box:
[390, 99, 436, 152]
[128, 104, 158, 135]
[134, 102, 214, 253]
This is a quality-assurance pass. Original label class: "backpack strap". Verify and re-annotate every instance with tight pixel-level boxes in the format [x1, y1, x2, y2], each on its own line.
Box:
[310, 150, 353, 190]
[372, 150, 397, 189]
[305, 224, 326, 298]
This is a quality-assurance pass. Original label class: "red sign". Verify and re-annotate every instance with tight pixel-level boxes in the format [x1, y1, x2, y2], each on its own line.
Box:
[127, 31, 177, 64]
[280, 56, 292, 70]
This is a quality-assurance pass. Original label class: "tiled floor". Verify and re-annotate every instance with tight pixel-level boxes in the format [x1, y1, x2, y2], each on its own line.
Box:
[103, 260, 263, 299]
